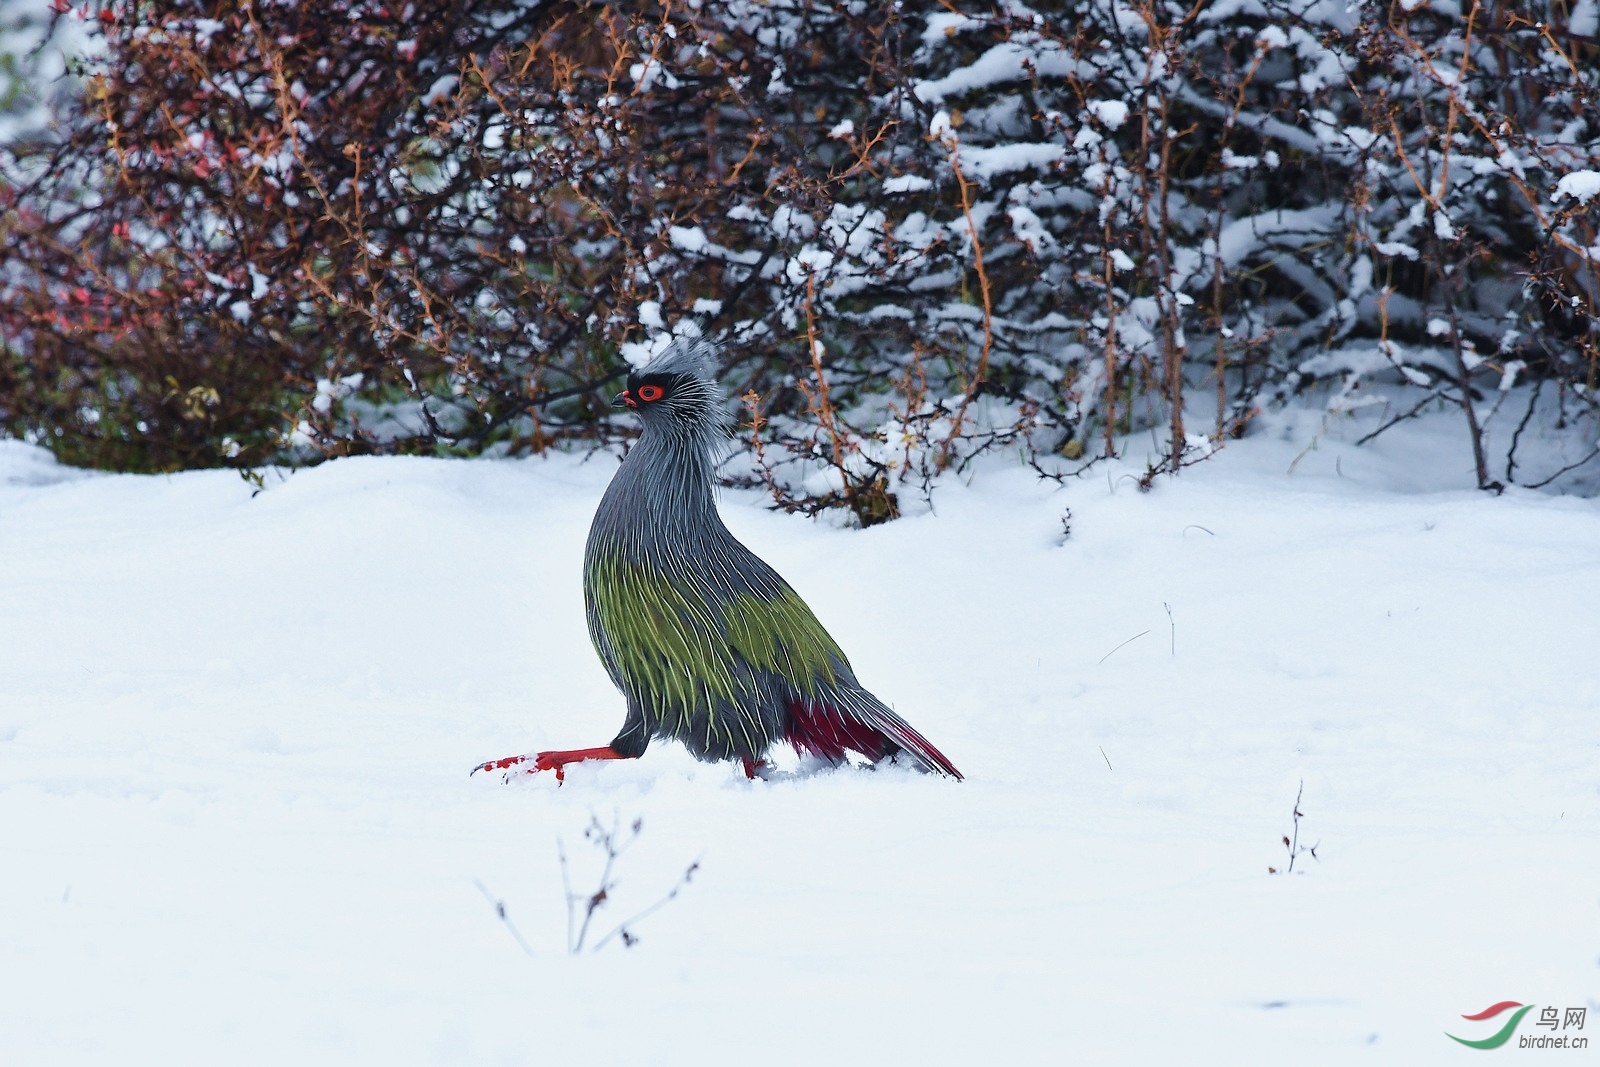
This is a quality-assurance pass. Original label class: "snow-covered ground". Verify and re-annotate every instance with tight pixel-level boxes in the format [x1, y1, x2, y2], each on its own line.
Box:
[2, 411, 1597, 1065]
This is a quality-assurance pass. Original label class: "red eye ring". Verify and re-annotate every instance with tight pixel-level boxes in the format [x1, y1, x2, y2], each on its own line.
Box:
[637, 384, 665, 402]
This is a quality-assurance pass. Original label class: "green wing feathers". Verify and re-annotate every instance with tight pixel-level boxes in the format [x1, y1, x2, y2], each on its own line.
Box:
[722, 585, 844, 692]
[586, 554, 845, 718]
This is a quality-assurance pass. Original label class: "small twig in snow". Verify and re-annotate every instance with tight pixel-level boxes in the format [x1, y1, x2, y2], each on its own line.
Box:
[1504, 375, 1545, 484]
[1097, 629, 1150, 664]
[557, 837, 576, 953]
[1355, 389, 1448, 447]
[592, 857, 703, 952]
[1269, 780, 1320, 874]
[566, 811, 638, 953]
[559, 811, 699, 954]
[475, 879, 534, 956]
[1525, 442, 1600, 490]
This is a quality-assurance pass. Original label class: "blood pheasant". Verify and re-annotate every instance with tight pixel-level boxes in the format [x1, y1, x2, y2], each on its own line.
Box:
[475, 341, 961, 782]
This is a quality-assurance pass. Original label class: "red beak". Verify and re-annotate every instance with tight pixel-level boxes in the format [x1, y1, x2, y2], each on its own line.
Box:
[617, 389, 638, 409]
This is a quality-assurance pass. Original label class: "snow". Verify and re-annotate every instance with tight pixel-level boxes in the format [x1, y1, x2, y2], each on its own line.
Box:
[913, 40, 1079, 103]
[629, 57, 679, 93]
[960, 142, 1067, 179]
[1498, 359, 1526, 392]
[636, 299, 665, 329]
[421, 75, 458, 107]
[1571, 0, 1599, 38]
[1, 415, 1598, 1064]
[1257, 26, 1290, 49]
[667, 225, 708, 254]
[1555, 170, 1600, 205]
[884, 174, 934, 194]
[921, 11, 982, 46]
[1007, 204, 1055, 253]
[1373, 239, 1421, 261]
[1086, 99, 1129, 130]
[1214, 205, 1342, 268]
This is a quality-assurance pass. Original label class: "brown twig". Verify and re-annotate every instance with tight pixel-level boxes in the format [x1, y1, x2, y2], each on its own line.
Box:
[938, 135, 994, 470]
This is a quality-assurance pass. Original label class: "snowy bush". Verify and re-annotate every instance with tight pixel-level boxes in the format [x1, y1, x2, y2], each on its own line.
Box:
[1, 0, 1596, 503]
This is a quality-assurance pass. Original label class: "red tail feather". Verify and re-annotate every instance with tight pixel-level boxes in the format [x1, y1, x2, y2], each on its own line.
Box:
[785, 699, 888, 763]
[785, 698, 961, 778]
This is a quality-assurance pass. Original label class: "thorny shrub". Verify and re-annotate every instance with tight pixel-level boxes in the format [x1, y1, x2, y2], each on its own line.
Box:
[1, 0, 1597, 514]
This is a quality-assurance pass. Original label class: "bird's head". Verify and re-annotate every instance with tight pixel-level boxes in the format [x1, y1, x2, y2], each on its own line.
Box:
[615, 339, 731, 438]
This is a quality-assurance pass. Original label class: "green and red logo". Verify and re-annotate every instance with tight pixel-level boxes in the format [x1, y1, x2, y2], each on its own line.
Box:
[1447, 1001, 1589, 1050]
[1448, 1002, 1537, 1049]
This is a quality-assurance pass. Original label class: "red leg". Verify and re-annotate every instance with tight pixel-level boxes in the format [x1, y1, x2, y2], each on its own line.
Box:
[472, 746, 632, 782]
[740, 756, 769, 780]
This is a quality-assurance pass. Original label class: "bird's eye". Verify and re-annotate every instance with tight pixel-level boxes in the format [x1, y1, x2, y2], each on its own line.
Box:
[637, 384, 665, 402]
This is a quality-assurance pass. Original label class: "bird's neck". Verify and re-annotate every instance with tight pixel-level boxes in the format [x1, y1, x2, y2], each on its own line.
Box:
[592, 422, 723, 558]
[634, 424, 719, 516]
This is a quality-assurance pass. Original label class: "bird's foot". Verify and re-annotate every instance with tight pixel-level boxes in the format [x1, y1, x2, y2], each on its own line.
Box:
[740, 756, 771, 781]
[473, 753, 534, 776]
[471, 746, 630, 783]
